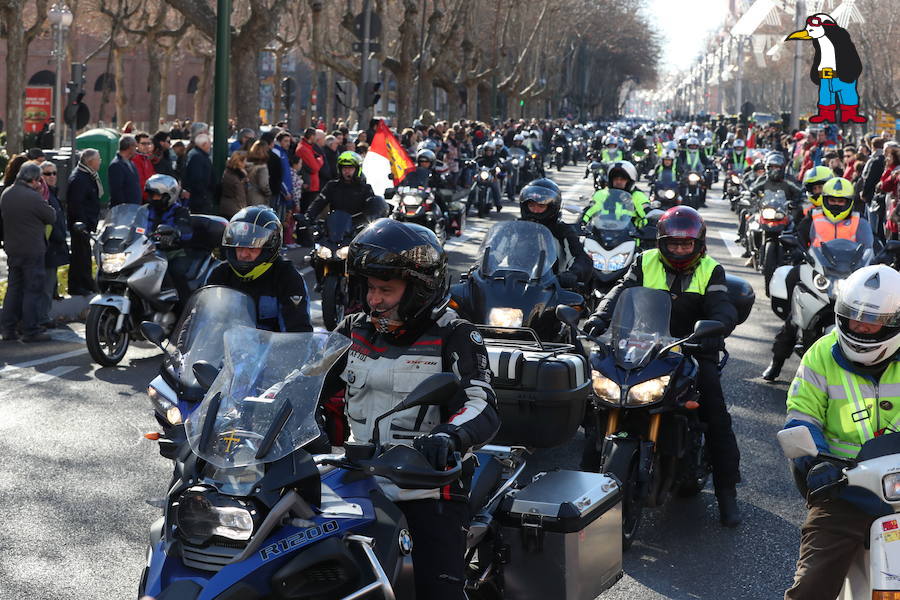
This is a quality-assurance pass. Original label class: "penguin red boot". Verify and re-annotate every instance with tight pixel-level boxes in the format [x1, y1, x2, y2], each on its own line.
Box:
[808, 104, 837, 123]
[839, 104, 867, 123]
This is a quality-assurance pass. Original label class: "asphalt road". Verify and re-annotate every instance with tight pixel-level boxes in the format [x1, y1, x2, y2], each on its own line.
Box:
[0, 166, 806, 599]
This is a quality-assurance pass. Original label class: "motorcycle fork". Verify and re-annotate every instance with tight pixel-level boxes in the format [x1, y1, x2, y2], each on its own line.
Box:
[605, 408, 620, 436]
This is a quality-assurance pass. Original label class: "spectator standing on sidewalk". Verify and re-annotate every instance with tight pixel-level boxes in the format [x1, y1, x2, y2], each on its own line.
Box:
[296, 127, 323, 213]
[0, 162, 56, 342]
[219, 151, 249, 219]
[132, 132, 156, 201]
[66, 149, 102, 296]
[108, 135, 141, 207]
[37, 161, 69, 329]
[183, 133, 215, 213]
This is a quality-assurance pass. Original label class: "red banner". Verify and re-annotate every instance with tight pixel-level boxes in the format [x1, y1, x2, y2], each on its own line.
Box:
[24, 87, 53, 133]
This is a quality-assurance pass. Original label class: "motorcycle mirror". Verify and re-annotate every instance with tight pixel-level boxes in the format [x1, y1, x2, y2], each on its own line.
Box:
[192, 361, 221, 390]
[139, 321, 167, 348]
[383, 187, 396, 199]
[886, 240, 900, 254]
[555, 305, 581, 329]
[777, 426, 819, 459]
[780, 234, 799, 248]
[689, 319, 725, 340]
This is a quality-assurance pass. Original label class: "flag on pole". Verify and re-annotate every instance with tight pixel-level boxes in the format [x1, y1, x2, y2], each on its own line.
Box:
[363, 120, 415, 196]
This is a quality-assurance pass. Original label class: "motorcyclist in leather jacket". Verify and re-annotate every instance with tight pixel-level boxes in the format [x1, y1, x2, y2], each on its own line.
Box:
[305, 151, 377, 222]
[207, 206, 312, 333]
[472, 142, 504, 211]
[519, 178, 592, 289]
[145, 175, 194, 310]
[584, 206, 743, 527]
[326, 218, 500, 600]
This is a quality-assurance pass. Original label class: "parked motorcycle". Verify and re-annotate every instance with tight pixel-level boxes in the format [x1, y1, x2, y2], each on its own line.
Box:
[79, 203, 224, 366]
[778, 426, 900, 599]
[138, 328, 624, 600]
[450, 220, 585, 343]
[389, 185, 448, 244]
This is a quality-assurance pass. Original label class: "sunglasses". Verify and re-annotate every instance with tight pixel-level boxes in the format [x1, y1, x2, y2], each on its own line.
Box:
[806, 16, 836, 27]
[43, 171, 58, 175]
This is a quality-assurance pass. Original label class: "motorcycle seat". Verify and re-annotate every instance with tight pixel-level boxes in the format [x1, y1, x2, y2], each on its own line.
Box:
[181, 254, 211, 285]
[185, 214, 228, 251]
[469, 454, 504, 513]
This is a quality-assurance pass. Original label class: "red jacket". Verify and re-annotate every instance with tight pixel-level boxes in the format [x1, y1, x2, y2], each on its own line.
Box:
[296, 139, 324, 192]
[132, 153, 156, 201]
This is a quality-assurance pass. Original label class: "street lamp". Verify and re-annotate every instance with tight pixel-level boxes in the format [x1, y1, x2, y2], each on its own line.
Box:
[48, 3, 73, 148]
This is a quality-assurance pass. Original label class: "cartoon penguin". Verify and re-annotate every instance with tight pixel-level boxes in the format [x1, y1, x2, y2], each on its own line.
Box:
[786, 13, 865, 124]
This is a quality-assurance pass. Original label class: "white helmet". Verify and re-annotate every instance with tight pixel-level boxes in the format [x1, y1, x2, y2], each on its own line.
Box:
[594, 130, 604, 139]
[513, 133, 524, 143]
[687, 136, 700, 148]
[608, 160, 638, 184]
[835, 265, 900, 366]
[606, 135, 620, 146]
[662, 149, 676, 161]
[733, 138, 745, 149]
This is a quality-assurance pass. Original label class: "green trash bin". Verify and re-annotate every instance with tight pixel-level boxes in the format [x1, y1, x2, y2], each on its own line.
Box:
[76, 128, 120, 205]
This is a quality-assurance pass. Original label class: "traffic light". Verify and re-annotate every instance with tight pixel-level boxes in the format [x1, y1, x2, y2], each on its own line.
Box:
[335, 80, 349, 108]
[363, 81, 381, 107]
[64, 63, 89, 130]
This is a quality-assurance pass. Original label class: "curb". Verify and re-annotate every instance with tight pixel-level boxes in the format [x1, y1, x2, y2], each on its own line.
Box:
[49, 295, 91, 322]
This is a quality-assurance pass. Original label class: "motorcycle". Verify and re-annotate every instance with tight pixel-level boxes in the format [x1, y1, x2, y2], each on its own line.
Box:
[564, 284, 752, 549]
[630, 150, 652, 180]
[450, 220, 585, 343]
[505, 147, 527, 200]
[554, 145, 565, 171]
[744, 190, 796, 295]
[468, 163, 501, 217]
[681, 171, 704, 209]
[139, 328, 624, 599]
[523, 150, 545, 181]
[571, 138, 584, 166]
[389, 185, 448, 244]
[770, 236, 874, 354]
[778, 426, 900, 600]
[79, 203, 225, 366]
[650, 178, 681, 210]
[588, 161, 609, 191]
[724, 171, 745, 212]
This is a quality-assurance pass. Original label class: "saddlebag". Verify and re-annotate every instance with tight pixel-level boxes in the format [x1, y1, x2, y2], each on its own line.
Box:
[484, 340, 589, 448]
[498, 470, 623, 600]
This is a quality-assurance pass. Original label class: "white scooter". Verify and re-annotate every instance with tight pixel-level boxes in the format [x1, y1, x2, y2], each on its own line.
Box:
[778, 426, 900, 598]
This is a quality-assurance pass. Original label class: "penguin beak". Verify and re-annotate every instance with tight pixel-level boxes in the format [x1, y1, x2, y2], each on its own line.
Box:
[786, 29, 813, 40]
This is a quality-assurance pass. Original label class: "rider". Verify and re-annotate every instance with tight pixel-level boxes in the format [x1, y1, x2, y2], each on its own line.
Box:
[582, 160, 651, 231]
[551, 128, 570, 164]
[799, 165, 832, 217]
[519, 178, 592, 289]
[679, 136, 710, 205]
[331, 218, 500, 600]
[207, 206, 313, 332]
[783, 264, 900, 599]
[762, 177, 873, 380]
[144, 174, 194, 308]
[584, 206, 743, 527]
[737, 154, 805, 252]
[304, 151, 377, 221]
[601, 136, 624, 163]
[471, 141, 504, 211]
[724, 138, 749, 173]
[652, 149, 681, 190]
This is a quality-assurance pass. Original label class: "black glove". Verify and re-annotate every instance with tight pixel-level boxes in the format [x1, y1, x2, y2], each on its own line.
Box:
[154, 225, 180, 250]
[584, 316, 610, 337]
[558, 270, 578, 288]
[696, 335, 724, 355]
[413, 432, 457, 470]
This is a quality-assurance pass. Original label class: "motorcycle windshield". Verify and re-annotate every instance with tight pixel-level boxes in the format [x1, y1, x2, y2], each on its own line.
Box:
[609, 287, 677, 369]
[324, 211, 354, 244]
[479, 221, 558, 279]
[811, 238, 872, 279]
[508, 147, 527, 160]
[656, 172, 678, 187]
[760, 189, 787, 208]
[170, 287, 258, 392]
[185, 328, 351, 469]
[101, 203, 149, 243]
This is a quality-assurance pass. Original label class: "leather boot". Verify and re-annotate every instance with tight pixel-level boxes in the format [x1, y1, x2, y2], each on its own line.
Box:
[762, 358, 784, 381]
[808, 104, 837, 123]
[716, 487, 742, 527]
[839, 104, 867, 123]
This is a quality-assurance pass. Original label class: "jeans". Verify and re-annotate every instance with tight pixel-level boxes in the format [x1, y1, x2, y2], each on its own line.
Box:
[398, 500, 469, 600]
[1, 253, 47, 336]
[818, 77, 860, 106]
[36, 267, 58, 325]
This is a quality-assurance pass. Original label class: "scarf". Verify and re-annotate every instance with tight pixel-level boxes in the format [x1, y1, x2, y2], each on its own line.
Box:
[370, 313, 406, 335]
[78, 161, 104, 198]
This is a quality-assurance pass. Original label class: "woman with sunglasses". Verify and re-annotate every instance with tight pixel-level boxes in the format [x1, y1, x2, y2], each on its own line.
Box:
[36, 161, 69, 329]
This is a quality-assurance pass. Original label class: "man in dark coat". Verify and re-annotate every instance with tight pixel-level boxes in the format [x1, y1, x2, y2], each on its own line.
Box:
[0, 162, 57, 341]
[108, 135, 141, 206]
[182, 133, 215, 213]
[37, 161, 69, 328]
[67, 149, 103, 296]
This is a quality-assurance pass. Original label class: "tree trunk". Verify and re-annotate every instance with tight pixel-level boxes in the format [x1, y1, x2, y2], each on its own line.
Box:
[147, 38, 163, 132]
[1, 3, 26, 153]
[477, 82, 491, 122]
[273, 50, 283, 122]
[158, 47, 173, 127]
[395, 67, 414, 130]
[232, 37, 264, 129]
[194, 54, 213, 123]
[114, 47, 128, 128]
[465, 81, 478, 120]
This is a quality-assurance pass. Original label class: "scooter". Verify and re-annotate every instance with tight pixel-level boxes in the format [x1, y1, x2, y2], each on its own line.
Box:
[778, 426, 900, 599]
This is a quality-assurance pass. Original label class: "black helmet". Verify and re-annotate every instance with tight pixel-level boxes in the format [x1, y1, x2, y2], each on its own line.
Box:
[519, 178, 562, 224]
[221, 206, 283, 280]
[145, 174, 180, 212]
[656, 205, 706, 272]
[765, 152, 786, 182]
[347, 219, 449, 324]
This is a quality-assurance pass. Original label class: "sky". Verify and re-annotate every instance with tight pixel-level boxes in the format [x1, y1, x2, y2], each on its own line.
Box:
[647, 0, 730, 73]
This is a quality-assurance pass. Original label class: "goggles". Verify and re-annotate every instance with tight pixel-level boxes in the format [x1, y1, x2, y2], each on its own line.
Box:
[806, 16, 835, 27]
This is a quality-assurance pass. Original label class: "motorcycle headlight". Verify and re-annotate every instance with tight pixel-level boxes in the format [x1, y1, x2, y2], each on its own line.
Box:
[731, 174, 742, 184]
[148, 385, 182, 425]
[479, 171, 490, 181]
[402, 195, 421, 206]
[814, 274, 830, 292]
[664, 190, 675, 199]
[101, 252, 128, 273]
[590, 252, 605, 270]
[555, 147, 563, 152]
[626, 376, 670, 405]
[336, 246, 349, 260]
[488, 307, 523, 328]
[592, 370, 620, 404]
[605, 252, 630, 272]
[512, 159, 520, 166]
[688, 174, 701, 183]
[176, 486, 257, 542]
[883, 473, 900, 501]
[316, 245, 333, 260]
[531, 153, 539, 159]
[761, 208, 778, 220]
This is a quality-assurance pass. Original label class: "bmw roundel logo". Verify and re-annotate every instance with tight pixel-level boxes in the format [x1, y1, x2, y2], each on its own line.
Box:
[398, 529, 413, 555]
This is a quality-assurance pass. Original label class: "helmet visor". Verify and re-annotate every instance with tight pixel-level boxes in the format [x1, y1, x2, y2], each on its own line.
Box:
[836, 301, 900, 328]
[223, 222, 275, 248]
[520, 187, 557, 206]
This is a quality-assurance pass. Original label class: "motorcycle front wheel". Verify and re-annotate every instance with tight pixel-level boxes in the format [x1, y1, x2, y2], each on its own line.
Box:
[676, 431, 711, 497]
[762, 240, 780, 297]
[321, 275, 347, 331]
[86, 304, 130, 366]
[605, 446, 643, 550]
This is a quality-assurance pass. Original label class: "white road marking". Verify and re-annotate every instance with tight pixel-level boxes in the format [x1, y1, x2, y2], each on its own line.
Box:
[0, 348, 87, 375]
[718, 229, 746, 259]
[0, 364, 80, 398]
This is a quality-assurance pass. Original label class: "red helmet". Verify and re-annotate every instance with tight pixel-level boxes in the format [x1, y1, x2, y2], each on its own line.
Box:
[656, 206, 706, 271]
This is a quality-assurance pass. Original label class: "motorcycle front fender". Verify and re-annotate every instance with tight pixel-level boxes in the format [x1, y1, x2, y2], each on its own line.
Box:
[867, 514, 900, 593]
[89, 294, 131, 315]
[769, 265, 793, 300]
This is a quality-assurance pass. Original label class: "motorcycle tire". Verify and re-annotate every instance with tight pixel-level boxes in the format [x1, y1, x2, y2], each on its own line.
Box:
[86, 304, 131, 366]
[477, 191, 488, 218]
[676, 431, 711, 497]
[762, 240, 780, 297]
[321, 275, 346, 332]
[602, 440, 643, 550]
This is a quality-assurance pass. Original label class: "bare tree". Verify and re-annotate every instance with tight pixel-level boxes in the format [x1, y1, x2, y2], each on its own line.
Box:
[0, 0, 49, 152]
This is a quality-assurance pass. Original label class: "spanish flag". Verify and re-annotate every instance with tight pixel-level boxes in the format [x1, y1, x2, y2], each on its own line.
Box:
[362, 120, 415, 195]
